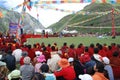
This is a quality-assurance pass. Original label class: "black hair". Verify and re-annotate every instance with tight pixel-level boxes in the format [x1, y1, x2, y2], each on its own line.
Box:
[112, 51, 119, 57]
[90, 43, 94, 48]
[96, 62, 105, 73]
[51, 46, 55, 51]
[40, 64, 49, 73]
[86, 66, 95, 75]
[94, 48, 99, 54]
[85, 46, 88, 52]
[70, 44, 75, 49]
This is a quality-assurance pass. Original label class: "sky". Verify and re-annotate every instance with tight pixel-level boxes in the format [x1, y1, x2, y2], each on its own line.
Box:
[0, 0, 90, 28]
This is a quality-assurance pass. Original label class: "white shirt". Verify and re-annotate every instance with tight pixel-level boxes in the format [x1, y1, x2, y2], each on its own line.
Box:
[12, 49, 22, 62]
[47, 54, 61, 72]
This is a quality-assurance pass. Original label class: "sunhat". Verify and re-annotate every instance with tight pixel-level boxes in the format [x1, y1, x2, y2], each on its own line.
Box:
[58, 58, 70, 68]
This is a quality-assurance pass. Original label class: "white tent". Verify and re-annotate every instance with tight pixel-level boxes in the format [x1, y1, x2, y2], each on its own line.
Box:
[62, 30, 78, 34]
[34, 28, 53, 34]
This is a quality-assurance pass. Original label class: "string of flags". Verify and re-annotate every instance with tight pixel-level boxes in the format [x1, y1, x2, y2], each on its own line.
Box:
[1, 0, 120, 18]
[37, 4, 76, 13]
[0, 8, 120, 19]
[37, 0, 120, 4]
[11, 0, 120, 12]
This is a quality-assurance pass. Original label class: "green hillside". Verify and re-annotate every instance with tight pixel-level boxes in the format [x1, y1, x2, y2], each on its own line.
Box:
[48, 3, 120, 34]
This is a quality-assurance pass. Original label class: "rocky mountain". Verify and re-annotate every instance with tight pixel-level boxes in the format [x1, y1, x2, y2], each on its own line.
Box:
[0, 7, 45, 34]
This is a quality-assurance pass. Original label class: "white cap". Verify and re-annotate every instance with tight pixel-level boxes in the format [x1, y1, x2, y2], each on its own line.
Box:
[102, 57, 110, 64]
[79, 74, 93, 80]
[35, 51, 42, 56]
[93, 54, 102, 62]
[68, 57, 74, 62]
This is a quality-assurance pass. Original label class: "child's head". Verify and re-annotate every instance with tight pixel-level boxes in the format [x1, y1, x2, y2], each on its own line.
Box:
[40, 64, 49, 73]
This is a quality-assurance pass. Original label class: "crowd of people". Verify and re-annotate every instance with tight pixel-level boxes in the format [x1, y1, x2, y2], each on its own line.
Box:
[0, 35, 120, 80]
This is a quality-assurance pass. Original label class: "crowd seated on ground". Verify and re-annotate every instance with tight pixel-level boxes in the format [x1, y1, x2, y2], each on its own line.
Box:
[0, 35, 120, 80]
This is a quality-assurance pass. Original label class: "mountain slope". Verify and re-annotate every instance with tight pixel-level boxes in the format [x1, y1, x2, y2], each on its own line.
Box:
[48, 3, 120, 33]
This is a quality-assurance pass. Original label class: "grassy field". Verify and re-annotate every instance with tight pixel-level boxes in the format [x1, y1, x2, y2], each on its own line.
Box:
[25, 36, 120, 49]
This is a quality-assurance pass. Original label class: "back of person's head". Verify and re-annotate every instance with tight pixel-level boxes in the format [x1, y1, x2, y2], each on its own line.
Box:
[63, 42, 67, 46]
[48, 44, 51, 47]
[108, 46, 112, 50]
[103, 43, 107, 46]
[43, 47, 46, 51]
[78, 44, 82, 48]
[27, 45, 31, 49]
[22, 51, 28, 57]
[86, 66, 95, 75]
[98, 44, 103, 50]
[40, 64, 49, 73]
[51, 46, 55, 51]
[96, 43, 100, 47]
[111, 43, 116, 46]
[90, 43, 94, 48]
[70, 44, 75, 49]
[94, 48, 99, 54]
[7, 50, 12, 54]
[84, 46, 89, 52]
[117, 44, 120, 48]
[33, 44, 37, 48]
[112, 51, 119, 57]
[24, 56, 31, 64]
[95, 62, 105, 73]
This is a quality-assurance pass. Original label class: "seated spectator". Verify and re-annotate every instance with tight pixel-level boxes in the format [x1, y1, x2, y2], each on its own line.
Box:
[79, 66, 95, 80]
[91, 48, 102, 63]
[68, 57, 85, 80]
[12, 46, 22, 63]
[83, 55, 96, 69]
[32, 51, 42, 66]
[0, 61, 8, 80]
[92, 62, 108, 80]
[54, 58, 76, 80]
[47, 47, 61, 72]
[68, 57, 74, 67]
[8, 69, 21, 80]
[2, 50, 16, 72]
[110, 51, 120, 66]
[34, 54, 46, 72]
[20, 51, 28, 66]
[20, 56, 34, 80]
[40, 64, 56, 80]
[110, 51, 120, 79]
[102, 57, 114, 80]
